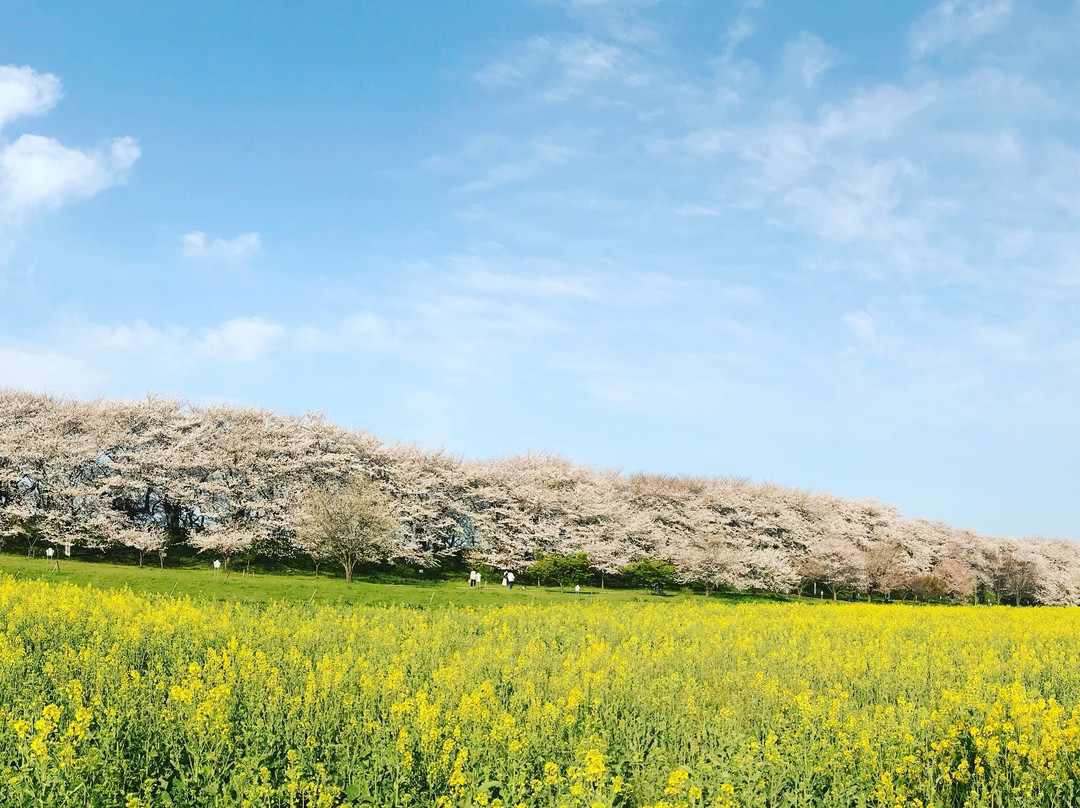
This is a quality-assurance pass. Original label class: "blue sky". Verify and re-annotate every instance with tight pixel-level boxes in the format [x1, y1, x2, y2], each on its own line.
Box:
[2, 0, 1079, 539]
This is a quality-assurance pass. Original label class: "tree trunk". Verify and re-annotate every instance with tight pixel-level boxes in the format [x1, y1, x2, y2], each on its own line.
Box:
[138, 550, 145, 568]
[344, 559, 354, 584]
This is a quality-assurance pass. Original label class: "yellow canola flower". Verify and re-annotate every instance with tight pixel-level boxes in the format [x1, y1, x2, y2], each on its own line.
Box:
[4, 578, 1080, 807]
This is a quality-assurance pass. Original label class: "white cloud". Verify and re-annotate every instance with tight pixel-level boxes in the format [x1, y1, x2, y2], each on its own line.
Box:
[669, 78, 967, 269]
[342, 312, 389, 342]
[553, 36, 622, 84]
[0, 64, 140, 245]
[557, 0, 657, 7]
[843, 311, 878, 344]
[452, 260, 602, 300]
[722, 16, 757, 56]
[296, 312, 391, 353]
[545, 0, 662, 44]
[996, 228, 1034, 259]
[579, 353, 740, 415]
[721, 0, 765, 58]
[79, 319, 186, 353]
[0, 346, 105, 394]
[73, 316, 285, 365]
[459, 138, 576, 192]
[199, 318, 285, 363]
[181, 231, 261, 262]
[817, 84, 936, 142]
[674, 203, 723, 217]
[584, 374, 689, 413]
[782, 33, 839, 88]
[783, 157, 917, 244]
[1, 135, 140, 219]
[0, 65, 61, 131]
[474, 34, 624, 101]
[452, 0, 1080, 301]
[970, 324, 1032, 363]
[473, 60, 529, 87]
[909, 0, 1012, 57]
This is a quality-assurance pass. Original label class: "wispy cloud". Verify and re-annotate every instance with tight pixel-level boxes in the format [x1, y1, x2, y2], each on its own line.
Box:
[14, 254, 759, 418]
[457, 137, 577, 192]
[782, 33, 839, 88]
[475, 34, 623, 98]
[181, 231, 261, 262]
[449, 257, 604, 300]
[70, 316, 285, 366]
[722, 0, 765, 57]
[417, 0, 1080, 469]
[546, 0, 663, 44]
[909, 0, 1012, 57]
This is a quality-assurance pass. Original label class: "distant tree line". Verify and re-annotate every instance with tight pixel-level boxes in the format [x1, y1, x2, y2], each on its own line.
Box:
[0, 389, 1075, 605]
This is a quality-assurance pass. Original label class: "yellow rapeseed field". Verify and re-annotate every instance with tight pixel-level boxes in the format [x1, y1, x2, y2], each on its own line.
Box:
[1, 578, 1079, 808]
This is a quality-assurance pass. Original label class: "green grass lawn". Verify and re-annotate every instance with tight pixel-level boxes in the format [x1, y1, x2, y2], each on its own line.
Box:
[0, 552, 738, 607]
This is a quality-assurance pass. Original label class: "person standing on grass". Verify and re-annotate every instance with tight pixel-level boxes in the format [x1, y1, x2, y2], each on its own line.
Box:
[501, 573, 508, 586]
[507, 571, 515, 590]
[469, 570, 477, 588]
[476, 571, 482, 588]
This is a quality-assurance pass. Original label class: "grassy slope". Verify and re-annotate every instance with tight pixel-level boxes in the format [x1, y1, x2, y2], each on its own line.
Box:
[2, 552, 772, 608]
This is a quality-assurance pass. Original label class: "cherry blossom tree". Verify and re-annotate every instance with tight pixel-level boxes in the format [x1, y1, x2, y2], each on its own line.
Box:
[931, 558, 977, 603]
[293, 475, 403, 583]
[997, 540, 1042, 606]
[862, 540, 914, 600]
[116, 522, 169, 568]
[798, 536, 863, 600]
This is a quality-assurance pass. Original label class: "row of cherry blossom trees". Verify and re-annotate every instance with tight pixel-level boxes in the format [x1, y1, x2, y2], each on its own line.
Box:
[1, 388, 1076, 604]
